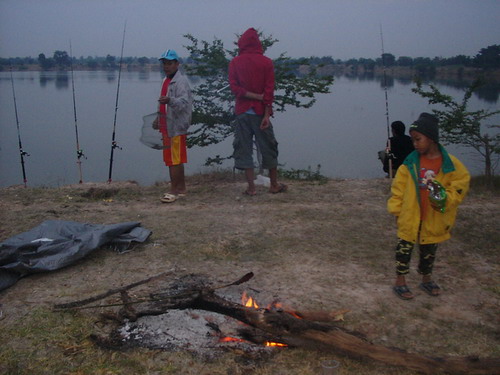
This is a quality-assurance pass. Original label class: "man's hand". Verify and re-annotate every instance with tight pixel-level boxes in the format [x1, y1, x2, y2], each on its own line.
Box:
[260, 116, 270, 130]
[158, 96, 169, 105]
[260, 104, 272, 130]
[244, 91, 263, 101]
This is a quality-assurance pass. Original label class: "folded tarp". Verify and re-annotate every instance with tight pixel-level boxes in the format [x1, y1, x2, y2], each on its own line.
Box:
[0, 220, 152, 291]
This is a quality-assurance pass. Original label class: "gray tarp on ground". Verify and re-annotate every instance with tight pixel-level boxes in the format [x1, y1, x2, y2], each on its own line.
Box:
[0, 220, 152, 291]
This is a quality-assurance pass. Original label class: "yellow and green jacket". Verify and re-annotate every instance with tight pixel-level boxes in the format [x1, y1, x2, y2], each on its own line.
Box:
[387, 146, 470, 244]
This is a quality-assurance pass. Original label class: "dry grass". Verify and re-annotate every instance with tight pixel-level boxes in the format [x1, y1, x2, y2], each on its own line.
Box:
[0, 172, 498, 374]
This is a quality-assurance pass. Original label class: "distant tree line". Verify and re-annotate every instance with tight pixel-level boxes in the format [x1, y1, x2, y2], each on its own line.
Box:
[306, 45, 500, 69]
[1, 44, 499, 73]
[335, 45, 500, 77]
[0, 51, 157, 71]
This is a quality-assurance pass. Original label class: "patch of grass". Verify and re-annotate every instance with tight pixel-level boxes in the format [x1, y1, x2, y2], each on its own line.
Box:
[470, 175, 500, 193]
[198, 238, 234, 260]
[453, 211, 498, 258]
[80, 187, 121, 200]
[0, 307, 93, 374]
[484, 284, 500, 296]
[432, 319, 500, 357]
[278, 164, 328, 183]
[0, 308, 194, 375]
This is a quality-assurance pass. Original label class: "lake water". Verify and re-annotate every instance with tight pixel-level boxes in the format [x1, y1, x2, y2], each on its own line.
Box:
[1, 70, 499, 188]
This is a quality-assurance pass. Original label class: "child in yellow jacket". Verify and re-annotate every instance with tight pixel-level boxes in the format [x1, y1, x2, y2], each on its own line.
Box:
[387, 113, 470, 300]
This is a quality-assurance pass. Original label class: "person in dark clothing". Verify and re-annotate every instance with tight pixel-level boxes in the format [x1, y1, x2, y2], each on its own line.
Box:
[379, 121, 415, 176]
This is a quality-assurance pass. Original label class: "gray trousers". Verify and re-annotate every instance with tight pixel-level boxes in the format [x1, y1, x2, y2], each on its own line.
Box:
[232, 113, 279, 170]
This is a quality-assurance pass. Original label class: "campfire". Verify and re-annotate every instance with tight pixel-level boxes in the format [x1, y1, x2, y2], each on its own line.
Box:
[113, 282, 293, 358]
[217, 291, 289, 348]
[53, 271, 500, 374]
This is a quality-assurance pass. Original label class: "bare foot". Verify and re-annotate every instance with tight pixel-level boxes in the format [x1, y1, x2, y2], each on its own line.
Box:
[269, 183, 287, 194]
[172, 190, 186, 196]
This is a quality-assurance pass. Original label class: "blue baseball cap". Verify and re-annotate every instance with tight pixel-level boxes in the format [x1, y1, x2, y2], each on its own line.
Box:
[159, 49, 179, 61]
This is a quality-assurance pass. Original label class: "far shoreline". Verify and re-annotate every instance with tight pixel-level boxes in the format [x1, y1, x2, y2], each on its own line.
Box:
[4, 64, 500, 83]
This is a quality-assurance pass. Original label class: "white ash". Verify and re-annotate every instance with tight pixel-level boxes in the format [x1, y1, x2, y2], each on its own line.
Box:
[117, 282, 281, 357]
[117, 307, 275, 358]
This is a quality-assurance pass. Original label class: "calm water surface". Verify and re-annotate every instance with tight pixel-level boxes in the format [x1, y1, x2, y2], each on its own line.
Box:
[0, 70, 498, 187]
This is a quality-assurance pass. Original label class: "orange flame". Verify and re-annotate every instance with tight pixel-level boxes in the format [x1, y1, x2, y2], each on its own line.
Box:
[219, 336, 245, 343]
[265, 341, 288, 347]
[239, 292, 289, 348]
[241, 292, 302, 319]
[287, 311, 303, 319]
[270, 301, 283, 309]
[242, 291, 259, 309]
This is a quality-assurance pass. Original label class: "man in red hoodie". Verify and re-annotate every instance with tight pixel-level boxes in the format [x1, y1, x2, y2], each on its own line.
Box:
[229, 28, 287, 195]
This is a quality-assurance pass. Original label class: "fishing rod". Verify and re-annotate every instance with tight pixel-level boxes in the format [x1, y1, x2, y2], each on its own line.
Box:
[9, 65, 30, 187]
[380, 25, 393, 179]
[69, 41, 86, 183]
[107, 21, 126, 183]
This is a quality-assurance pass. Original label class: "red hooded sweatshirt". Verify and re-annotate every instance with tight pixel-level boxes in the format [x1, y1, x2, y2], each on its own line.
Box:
[229, 28, 275, 116]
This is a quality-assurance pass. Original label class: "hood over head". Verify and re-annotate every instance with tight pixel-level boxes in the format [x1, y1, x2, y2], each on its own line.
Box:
[238, 28, 263, 55]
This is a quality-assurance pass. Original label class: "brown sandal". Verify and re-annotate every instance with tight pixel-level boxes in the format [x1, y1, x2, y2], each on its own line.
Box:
[393, 285, 414, 300]
[420, 281, 440, 296]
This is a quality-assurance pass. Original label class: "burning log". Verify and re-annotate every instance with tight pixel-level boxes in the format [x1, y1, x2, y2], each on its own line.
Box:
[188, 291, 499, 375]
[54, 272, 500, 375]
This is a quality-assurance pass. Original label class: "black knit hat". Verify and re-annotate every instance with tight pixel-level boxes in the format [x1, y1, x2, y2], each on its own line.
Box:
[409, 112, 439, 143]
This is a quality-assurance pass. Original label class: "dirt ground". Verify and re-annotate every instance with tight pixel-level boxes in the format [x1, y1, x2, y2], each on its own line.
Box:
[0, 173, 499, 374]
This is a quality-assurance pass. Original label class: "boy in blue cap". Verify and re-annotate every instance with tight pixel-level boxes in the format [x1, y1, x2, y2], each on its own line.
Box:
[155, 49, 193, 203]
[388, 113, 470, 300]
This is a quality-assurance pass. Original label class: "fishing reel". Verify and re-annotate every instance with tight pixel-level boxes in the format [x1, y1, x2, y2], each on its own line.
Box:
[77, 149, 87, 160]
[111, 141, 122, 150]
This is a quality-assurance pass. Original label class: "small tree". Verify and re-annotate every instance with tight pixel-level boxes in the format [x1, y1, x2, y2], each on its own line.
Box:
[474, 44, 500, 69]
[381, 53, 396, 67]
[412, 79, 500, 181]
[53, 50, 70, 69]
[104, 54, 117, 69]
[182, 32, 334, 164]
[38, 53, 55, 70]
[397, 56, 413, 67]
[137, 57, 149, 66]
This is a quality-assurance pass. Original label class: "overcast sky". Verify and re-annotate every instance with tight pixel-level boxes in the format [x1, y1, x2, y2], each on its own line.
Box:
[1, 0, 499, 60]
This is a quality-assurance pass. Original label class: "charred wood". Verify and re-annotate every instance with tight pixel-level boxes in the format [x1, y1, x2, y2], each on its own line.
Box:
[54, 272, 500, 375]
